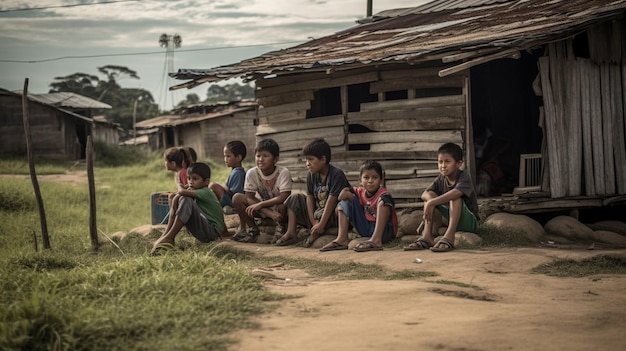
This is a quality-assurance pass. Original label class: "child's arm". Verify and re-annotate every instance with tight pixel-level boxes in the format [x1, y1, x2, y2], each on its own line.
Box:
[246, 191, 290, 214]
[178, 189, 197, 198]
[421, 188, 463, 223]
[311, 195, 339, 236]
[337, 187, 353, 201]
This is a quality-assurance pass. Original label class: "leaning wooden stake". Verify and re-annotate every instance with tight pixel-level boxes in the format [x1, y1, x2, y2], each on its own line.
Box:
[22, 78, 51, 250]
[87, 135, 99, 251]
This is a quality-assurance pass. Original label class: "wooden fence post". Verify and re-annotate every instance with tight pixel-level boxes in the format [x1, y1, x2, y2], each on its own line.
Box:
[87, 135, 99, 251]
[21, 78, 51, 250]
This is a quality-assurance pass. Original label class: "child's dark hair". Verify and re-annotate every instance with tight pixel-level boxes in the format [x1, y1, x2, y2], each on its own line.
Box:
[187, 162, 211, 180]
[302, 138, 331, 163]
[360, 160, 384, 177]
[226, 140, 247, 160]
[438, 143, 464, 162]
[186, 146, 198, 163]
[165, 147, 194, 168]
[255, 138, 280, 158]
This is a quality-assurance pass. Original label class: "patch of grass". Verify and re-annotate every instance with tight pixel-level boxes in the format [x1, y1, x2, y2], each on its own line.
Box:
[476, 223, 535, 248]
[0, 156, 71, 175]
[93, 141, 151, 167]
[531, 255, 626, 277]
[0, 250, 278, 351]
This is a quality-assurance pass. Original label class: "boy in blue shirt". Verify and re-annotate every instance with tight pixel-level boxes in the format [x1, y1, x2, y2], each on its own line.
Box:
[277, 138, 351, 247]
[210, 140, 247, 214]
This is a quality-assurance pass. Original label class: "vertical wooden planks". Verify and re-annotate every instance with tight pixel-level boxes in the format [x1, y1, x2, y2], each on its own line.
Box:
[601, 64, 616, 194]
[579, 60, 595, 196]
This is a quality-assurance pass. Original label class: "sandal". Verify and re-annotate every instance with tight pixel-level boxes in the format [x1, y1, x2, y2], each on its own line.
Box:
[274, 234, 299, 246]
[319, 241, 349, 252]
[403, 238, 433, 251]
[150, 242, 177, 256]
[430, 237, 455, 252]
[242, 227, 260, 243]
[353, 241, 383, 252]
[231, 229, 248, 242]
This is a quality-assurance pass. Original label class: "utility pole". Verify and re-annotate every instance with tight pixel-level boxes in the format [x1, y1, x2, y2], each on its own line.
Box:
[367, 0, 372, 17]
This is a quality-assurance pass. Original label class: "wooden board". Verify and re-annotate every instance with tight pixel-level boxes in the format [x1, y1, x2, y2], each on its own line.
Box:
[257, 115, 343, 135]
[370, 75, 463, 93]
[257, 90, 314, 107]
[348, 130, 462, 145]
[348, 106, 464, 122]
[360, 94, 465, 112]
[257, 100, 311, 118]
[255, 72, 379, 98]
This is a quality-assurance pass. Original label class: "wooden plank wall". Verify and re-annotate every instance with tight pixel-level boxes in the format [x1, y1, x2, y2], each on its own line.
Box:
[539, 25, 626, 198]
[254, 65, 467, 206]
[0, 94, 76, 160]
[199, 110, 257, 161]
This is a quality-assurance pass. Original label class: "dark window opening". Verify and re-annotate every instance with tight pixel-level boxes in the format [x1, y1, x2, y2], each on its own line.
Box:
[414, 87, 462, 98]
[384, 90, 407, 101]
[347, 83, 377, 112]
[307, 87, 342, 118]
[572, 31, 590, 58]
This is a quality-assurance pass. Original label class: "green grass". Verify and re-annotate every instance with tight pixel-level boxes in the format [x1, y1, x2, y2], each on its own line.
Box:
[0, 150, 436, 350]
[531, 255, 626, 277]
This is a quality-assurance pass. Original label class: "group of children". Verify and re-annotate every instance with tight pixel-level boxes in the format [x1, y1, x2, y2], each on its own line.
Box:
[151, 138, 480, 256]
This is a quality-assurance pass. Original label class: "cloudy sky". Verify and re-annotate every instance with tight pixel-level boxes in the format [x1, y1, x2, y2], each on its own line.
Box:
[0, 0, 428, 110]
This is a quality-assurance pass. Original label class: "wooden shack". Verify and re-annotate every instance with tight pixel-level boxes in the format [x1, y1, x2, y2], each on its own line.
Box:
[0, 88, 112, 160]
[170, 0, 626, 212]
[135, 101, 257, 160]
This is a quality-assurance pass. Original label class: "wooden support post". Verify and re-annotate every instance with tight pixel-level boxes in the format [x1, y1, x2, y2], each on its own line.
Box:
[87, 135, 99, 251]
[21, 78, 51, 250]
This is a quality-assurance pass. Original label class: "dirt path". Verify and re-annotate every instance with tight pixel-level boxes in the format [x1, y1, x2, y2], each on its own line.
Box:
[225, 243, 625, 351]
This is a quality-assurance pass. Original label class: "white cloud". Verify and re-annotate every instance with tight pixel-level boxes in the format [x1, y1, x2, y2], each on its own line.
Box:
[0, 0, 429, 108]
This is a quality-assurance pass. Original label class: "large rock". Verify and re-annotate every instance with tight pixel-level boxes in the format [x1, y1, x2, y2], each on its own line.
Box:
[483, 213, 544, 242]
[587, 220, 626, 236]
[398, 210, 422, 237]
[591, 230, 626, 246]
[544, 215, 594, 241]
[455, 232, 483, 247]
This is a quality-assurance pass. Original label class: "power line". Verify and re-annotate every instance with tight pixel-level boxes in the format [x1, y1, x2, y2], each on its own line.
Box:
[0, 41, 303, 63]
[0, 0, 142, 13]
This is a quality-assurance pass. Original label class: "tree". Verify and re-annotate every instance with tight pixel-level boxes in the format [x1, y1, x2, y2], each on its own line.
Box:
[205, 83, 255, 103]
[175, 93, 201, 107]
[49, 66, 161, 130]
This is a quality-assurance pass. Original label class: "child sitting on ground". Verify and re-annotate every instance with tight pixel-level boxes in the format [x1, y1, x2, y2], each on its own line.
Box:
[277, 138, 351, 247]
[404, 142, 480, 252]
[151, 162, 225, 256]
[210, 140, 247, 215]
[164, 146, 196, 191]
[231, 138, 291, 243]
[320, 160, 398, 252]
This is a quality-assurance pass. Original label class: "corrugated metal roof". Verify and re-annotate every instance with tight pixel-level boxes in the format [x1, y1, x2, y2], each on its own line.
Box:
[136, 103, 255, 129]
[28, 92, 111, 110]
[0, 88, 93, 123]
[171, 0, 626, 89]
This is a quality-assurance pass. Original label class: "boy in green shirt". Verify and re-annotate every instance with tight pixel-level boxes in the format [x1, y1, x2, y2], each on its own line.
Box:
[151, 162, 225, 256]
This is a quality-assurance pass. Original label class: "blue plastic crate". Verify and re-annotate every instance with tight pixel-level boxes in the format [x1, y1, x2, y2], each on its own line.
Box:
[151, 192, 170, 225]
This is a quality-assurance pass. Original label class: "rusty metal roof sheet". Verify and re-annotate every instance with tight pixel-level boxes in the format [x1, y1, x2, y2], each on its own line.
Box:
[26, 92, 111, 110]
[171, 0, 626, 89]
[135, 103, 255, 129]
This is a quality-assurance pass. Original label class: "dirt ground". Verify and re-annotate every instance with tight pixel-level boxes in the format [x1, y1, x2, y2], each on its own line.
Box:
[6, 172, 626, 350]
[225, 242, 626, 351]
